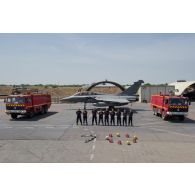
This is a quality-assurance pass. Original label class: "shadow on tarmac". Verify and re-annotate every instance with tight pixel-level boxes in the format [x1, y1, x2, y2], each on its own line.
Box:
[169, 117, 195, 124]
[134, 109, 151, 112]
[10, 112, 58, 121]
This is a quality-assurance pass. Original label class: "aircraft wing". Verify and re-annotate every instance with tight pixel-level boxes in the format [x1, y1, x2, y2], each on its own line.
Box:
[95, 97, 129, 104]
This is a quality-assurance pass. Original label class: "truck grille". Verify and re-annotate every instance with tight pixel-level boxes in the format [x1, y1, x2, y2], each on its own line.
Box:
[169, 106, 188, 112]
[6, 105, 25, 110]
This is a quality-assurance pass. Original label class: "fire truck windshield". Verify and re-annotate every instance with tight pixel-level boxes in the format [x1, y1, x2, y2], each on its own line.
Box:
[6, 97, 25, 104]
[170, 98, 188, 105]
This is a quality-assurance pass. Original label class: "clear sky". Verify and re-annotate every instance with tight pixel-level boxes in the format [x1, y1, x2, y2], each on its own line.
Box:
[0, 33, 195, 85]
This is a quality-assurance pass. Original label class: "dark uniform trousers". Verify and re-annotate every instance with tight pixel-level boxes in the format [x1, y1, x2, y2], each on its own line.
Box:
[92, 116, 97, 125]
[77, 116, 82, 125]
[128, 117, 133, 126]
[123, 116, 127, 126]
[105, 116, 109, 126]
[110, 117, 115, 126]
[128, 112, 133, 126]
[117, 117, 121, 126]
[99, 116, 104, 125]
[83, 116, 88, 125]
[83, 111, 88, 125]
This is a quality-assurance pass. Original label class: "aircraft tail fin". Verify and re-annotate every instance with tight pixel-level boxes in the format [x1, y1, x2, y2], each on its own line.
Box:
[119, 80, 144, 96]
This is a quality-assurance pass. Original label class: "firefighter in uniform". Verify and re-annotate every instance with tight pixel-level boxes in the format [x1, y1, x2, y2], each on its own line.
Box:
[76, 109, 82, 125]
[116, 109, 122, 126]
[104, 108, 110, 126]
[123, 109, 128, 126]
[92, 109, 97, 125]
[83, 109, 88, 125]
[128, 109, 134, 126]
[110, 109, 116, 126]
[98, 109, 104, 125]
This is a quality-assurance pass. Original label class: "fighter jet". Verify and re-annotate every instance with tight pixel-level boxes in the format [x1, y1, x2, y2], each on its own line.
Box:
[61, 80, 144, 108]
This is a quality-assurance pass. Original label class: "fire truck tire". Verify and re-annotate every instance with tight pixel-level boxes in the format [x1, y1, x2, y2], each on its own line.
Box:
[179, 116, 185, 121]
[44, 106, 48, 114]
[156, 109, 160, 117]
[11, 114, 18, 119]
[162, 110, 168, 121]
[153, 107, 157, 116]
[41, 106, 45, 115]
[27, 111, 34, 118]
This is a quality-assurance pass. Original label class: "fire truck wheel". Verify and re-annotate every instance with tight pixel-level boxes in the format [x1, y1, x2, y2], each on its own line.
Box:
[41, 107, 45, 115]
[153, 107, 157, 116]
[44, 106, 48, 114]
[178, 116, 185, 121]
[162, 111, 168, 121]
[155, 108, 160, 116]
[11, 114, 18, 120]
[27, 111, 34, 118]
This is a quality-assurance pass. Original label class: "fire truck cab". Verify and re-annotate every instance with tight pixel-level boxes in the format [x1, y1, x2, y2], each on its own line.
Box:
[151, 95, 189, 121]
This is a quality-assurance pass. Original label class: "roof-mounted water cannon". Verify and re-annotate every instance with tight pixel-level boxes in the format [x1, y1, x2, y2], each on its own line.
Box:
[11, 87, 48, 95]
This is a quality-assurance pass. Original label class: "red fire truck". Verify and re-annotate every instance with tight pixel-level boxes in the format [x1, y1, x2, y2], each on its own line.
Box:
[5, 89, 51, 119]
[151, 95, 189, 121]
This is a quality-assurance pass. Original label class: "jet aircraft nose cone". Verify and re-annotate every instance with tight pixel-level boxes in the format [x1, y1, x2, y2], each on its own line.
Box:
[60, 97, 70, 102]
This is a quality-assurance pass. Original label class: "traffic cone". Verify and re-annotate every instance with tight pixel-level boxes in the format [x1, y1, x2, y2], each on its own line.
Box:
[118, 140, 122, 145]
[126, 140, 131, 145]
[133, 136, 138, 143]
[125, 134, 130, 138]
[116, 133, 120, 137]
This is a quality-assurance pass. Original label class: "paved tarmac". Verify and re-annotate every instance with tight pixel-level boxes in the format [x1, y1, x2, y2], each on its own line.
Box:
[0, 101, 195, 163]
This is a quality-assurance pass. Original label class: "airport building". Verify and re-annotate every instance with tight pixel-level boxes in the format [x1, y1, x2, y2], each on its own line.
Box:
[169, 80, 195, 101]
[138, 85, 175, 103]
[138, 81, 195, 103]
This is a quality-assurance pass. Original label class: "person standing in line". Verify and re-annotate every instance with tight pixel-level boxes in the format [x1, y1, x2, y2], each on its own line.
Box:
[123, 109, 127, 126]
[98, 109, 104, 125]
[92, 109, 97, 125]
[76, 109, 82, 125]
[116, 109, 122, 126]
[110, 109, 116, 126]
[104, 108, 110, 126]
[83, 109, 88, 126]
[128, 108, 134, 126]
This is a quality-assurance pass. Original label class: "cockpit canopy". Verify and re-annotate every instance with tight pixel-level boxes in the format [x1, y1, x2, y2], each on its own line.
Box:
[74, 91, 100, 96]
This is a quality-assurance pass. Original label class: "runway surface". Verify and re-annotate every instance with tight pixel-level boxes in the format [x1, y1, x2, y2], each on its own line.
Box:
[0, 101, 195, 163]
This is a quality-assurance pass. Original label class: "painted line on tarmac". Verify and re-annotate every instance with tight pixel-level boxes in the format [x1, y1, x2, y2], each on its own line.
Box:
[92, 145, 96, 151]
[0, 125, 73, 128]
[90, 134, 97, 161]
[150, 127, 195, 138]
[3, 127, 13, 129]
[25, 127, 35, 129]
[90, 154, 94, 161]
